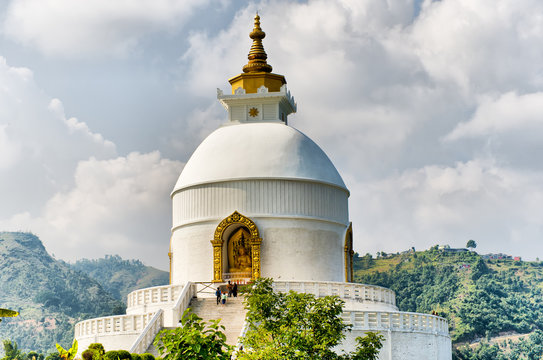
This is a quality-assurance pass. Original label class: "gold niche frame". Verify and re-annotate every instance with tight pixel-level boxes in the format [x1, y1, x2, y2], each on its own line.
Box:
[344, 222, 354, 282]
[211, 211, 262, 283]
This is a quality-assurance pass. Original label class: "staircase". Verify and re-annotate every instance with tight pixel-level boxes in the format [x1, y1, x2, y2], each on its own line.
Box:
[189, 296, 247, 345]
[144, 295, 247, 355]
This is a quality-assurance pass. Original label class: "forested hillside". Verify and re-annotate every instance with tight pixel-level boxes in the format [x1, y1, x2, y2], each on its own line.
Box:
[71, 255, 168, 300]
[0, 232, 168, 355]
[0, 232, 124, 354]
[354, 247, 543, 359]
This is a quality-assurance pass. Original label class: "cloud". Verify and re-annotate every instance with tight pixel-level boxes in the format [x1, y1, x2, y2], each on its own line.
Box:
[445, 92, 543, 140]
[0, 152, 183, 268]
[2, 0, 208, 57]
[350, 159, 543, 259]
[0, 56, 185, 268]
[409, 0, 543, 93]
[0, 56, 116, 217]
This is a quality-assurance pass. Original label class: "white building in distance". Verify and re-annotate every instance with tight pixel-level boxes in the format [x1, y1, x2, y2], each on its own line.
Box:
[75, 15, 452, 360]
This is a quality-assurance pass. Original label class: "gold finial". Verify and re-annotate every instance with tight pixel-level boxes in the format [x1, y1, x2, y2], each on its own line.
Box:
[228, 13, 286, 94]
[242, 14, 273, 73]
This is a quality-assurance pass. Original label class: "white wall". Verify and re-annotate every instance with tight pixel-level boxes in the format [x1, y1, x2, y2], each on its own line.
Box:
[170, 179, 350, 284]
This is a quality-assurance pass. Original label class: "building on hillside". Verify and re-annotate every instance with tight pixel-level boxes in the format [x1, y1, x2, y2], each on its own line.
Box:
[74, 15, 452, 360]
[481, 253, 513, 260]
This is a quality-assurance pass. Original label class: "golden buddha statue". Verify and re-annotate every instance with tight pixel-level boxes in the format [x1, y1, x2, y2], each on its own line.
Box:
[228, 228, 252, 273]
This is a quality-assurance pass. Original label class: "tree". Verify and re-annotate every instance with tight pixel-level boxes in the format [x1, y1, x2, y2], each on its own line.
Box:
[154, 309, 232, 360]
[56, 340, 77, 360]
[238, 278, 383, 360]
[2, 340, 25, 360]
[466, 240, 477, 250]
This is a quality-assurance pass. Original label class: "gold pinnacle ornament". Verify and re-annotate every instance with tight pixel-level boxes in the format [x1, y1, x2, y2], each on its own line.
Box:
[242, 14, 273, 73]
[228, 14, 286, 94]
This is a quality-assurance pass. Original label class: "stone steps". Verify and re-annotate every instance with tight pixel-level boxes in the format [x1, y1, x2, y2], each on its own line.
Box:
[144, 295, 246, 355]
[188, 296, 246, 345]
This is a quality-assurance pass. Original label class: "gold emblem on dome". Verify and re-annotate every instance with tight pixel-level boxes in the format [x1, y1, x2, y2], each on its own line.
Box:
[249, 107, 259, 117]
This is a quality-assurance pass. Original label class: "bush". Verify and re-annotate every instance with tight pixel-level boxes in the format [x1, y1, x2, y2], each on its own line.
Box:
[104, 351, 119, 360]
[130, 354, 141, 360]
[116, 351, 131, 360]
[140, 354, 155, 360]
[81, 350, 94, 360]
[88, 344, 105, 357]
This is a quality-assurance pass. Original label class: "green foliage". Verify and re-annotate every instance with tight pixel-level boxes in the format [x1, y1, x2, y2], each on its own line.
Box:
[139, 354, 154, 360]
[81, 351, 95, 360]
[104, 351, 130, 360]
[87, 344, 105, 358]
[103, 351, 118, 360]
[349, 333, 384, 360]
[2, 340, 25, 360]
[72, 255, 168, 301]
[130, 354, 141, 360]
[55, 340, 77, 360]
[357, 254, 374, 270]
[0, 232, 134, 353]
[466, 240, 477, 249]
[238, 278, 384, 360]
[470, 258, 489, 281]
[453, 330, 543, 359]
[44, 353, 60, 360]
[154, 309, 233, 360]
[0, 308, 19, 322]
[354, 248, 543, 347]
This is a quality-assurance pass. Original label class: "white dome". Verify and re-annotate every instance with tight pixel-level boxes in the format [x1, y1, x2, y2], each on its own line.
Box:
[173, 122, 347, 193]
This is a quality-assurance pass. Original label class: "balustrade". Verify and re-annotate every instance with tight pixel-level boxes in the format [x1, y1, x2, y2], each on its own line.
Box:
[129, 310, 164, 354]
[126, 284, 184, 308]
[341, 310, 449, 336]
[75, 313, 156, 338]
[272, 281, 396, 307]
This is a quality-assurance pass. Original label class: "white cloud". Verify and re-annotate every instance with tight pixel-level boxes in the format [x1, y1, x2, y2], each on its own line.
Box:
[0, 56, 186, 268]
[0, 56, 116, 217]
[350, 159, 543, 259]
[409, 0, 543, 93]
[0, 152, 183, 268]
[2, 0, 208, 57]
[445, 92, 543, 140]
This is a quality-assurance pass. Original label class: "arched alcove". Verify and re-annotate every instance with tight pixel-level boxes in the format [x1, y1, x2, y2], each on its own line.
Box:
[211, 211, 262, 282]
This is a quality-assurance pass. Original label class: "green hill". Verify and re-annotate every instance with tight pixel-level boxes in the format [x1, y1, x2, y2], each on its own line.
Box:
[0, 232, 124, 354]
[354, 247, 543, 359]
[71, 255, 168, 301]
[0, 232, 169, 355]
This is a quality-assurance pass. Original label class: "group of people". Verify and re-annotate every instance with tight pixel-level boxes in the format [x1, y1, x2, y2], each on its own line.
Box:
[215, 280, 239, 305]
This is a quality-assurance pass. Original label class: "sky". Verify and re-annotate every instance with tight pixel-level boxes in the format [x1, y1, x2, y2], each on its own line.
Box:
[1, 0, 543, 270]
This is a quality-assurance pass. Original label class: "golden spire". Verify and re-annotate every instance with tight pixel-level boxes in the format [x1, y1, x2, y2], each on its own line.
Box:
[228, 13, 286, 94]
[242, 14, 273, 73]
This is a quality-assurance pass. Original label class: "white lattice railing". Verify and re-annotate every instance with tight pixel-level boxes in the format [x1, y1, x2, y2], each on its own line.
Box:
[342, 311, 449, 336]
[126, 284, 184, 308]
[75, 313, 156, 337]
[272, 281, 396, 307]
[129, 310, 163, 354]
[172, 282, 197, 324]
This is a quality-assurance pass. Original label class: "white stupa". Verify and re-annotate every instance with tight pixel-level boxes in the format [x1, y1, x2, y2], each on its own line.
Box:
[75, 15, 452, 360]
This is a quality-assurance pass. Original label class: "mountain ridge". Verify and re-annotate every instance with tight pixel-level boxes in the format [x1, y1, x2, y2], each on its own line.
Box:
[0, 232, 168, 355]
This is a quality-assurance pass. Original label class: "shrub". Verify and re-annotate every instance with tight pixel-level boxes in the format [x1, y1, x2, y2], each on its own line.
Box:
[140, 353, 155, 360]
